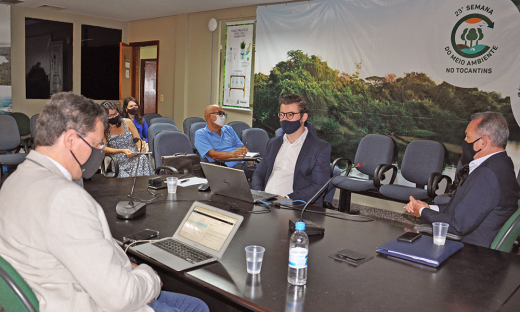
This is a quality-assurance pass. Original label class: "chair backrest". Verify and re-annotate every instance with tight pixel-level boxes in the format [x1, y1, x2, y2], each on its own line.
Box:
[400, 140, 445, 185]
[183, 117, 205, 134]
[149, 117, 176, 127]
[354, 134, 395, 177]
[491, 201, 520, 252]
[142, 113, 162, 126]
[227, 121, 250, 140]
[0, 115, 21, 151]
[242, 128, 270, 157]
[30, 114, 39, 138]
[0, 255, 39, 312]
[154, 131, 193, 166]
[147, 123, 179, 155]
[189, 121, 207, 150]
[10, 112, 31, 137]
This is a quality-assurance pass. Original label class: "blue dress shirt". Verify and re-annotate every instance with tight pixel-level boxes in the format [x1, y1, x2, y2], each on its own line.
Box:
[132, 118, 149, 142]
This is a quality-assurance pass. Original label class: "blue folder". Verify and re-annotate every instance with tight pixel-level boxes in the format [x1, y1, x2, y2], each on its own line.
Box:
[376, 235, 464, 267]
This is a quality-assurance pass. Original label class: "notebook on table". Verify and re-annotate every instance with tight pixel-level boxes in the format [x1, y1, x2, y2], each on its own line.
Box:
[376, 235, 464, 267]
[132, 201, 243, 271]
[201, 162, 277, 204]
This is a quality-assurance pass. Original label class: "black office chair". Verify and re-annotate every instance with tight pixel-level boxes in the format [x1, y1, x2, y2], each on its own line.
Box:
[153, 131, 193, 167]
[183, 117, 204, 134]
[188, 121, 207, 153]
[149, 117, 176, 127]
[379, 140, 451, 203]
[10, 112, 31, 153]
[241, 128, 270, 158]
[0, 254, 39, 312]
[491, 201, 520, 253]
[227, 121, 250, 140]
[142, 113, 161, 126]
[147, 123, 179, 168]
[24, 114, 39, 151]
[0, 115, 28, 187]
[331, 134, 397, 212]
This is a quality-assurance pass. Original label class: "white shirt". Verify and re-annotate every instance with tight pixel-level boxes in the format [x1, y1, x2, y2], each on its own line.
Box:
[420, 150, 505, 215]
[265, 128, 308, 198]
[43, 154, 72, 181]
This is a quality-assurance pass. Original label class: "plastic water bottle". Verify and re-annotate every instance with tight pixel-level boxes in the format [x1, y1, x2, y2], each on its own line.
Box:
[288, 221, 308, 285]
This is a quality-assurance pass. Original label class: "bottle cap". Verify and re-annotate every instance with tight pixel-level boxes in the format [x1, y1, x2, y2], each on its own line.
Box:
[295, 221, 306, 231]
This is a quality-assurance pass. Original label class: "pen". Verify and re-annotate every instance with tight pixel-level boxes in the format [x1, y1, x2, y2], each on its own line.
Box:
[180, 179, 189, 184]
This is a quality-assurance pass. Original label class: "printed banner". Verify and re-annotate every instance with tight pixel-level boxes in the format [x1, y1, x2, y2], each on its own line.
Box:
[222, 21, 254, 110]
[254, 0, 520, 176]
[0, 4, 11, 114]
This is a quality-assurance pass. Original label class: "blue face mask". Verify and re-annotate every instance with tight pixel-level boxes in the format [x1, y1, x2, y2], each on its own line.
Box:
[280, 119, 302, 135]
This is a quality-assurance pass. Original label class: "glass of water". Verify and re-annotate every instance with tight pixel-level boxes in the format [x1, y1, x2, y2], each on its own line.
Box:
[245, 245, 265, 274]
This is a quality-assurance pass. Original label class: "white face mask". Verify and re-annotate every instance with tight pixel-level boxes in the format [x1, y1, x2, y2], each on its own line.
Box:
[214, 115, 226, 127]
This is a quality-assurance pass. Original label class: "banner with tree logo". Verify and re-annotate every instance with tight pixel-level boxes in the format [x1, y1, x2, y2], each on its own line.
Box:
[222, 21, 254, 110]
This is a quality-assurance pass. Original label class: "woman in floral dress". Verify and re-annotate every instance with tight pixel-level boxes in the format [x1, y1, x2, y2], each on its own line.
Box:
[100, 101, 153, 178]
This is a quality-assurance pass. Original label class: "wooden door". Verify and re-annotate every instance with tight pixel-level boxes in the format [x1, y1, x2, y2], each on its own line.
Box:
[119, 42, 133, 103]
[140, 59, 157, 114]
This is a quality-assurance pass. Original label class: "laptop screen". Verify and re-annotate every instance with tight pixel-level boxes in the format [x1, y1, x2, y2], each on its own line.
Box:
[177, 205, 239, 252]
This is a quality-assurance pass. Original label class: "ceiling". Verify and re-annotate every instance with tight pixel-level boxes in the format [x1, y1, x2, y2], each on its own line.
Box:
[10, 0, 291, 22]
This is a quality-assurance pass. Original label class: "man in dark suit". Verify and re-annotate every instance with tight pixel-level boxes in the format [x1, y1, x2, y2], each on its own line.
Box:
[405, 111, 520, 248]
[252, 94, 331, 204]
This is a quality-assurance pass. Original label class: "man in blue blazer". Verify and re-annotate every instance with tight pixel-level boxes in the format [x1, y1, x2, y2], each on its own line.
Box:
[405, 112, 520, 248]
[252, 94, 331, 204]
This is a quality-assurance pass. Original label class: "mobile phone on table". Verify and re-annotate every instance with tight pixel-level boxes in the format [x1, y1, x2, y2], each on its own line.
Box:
[397, 231, 421, 243]
[123, 229, 159, 243]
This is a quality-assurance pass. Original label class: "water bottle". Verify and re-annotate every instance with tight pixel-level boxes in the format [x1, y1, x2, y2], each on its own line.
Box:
[288, 221, 308, 285]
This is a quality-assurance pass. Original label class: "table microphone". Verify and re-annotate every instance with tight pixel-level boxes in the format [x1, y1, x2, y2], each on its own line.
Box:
[116, 137, 147, 219]
[288, 167, 349, 235]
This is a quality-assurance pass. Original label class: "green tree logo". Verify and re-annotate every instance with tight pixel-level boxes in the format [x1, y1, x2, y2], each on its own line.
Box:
[451, 14, 494, 58]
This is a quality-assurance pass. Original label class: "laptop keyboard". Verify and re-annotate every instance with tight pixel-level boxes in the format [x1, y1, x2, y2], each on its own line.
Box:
[152, 238, 213, 264]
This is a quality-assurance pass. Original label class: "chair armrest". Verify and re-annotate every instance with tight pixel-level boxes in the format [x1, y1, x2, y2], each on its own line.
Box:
[155, 166, 180, 175]
[374, 164, 397, 188]
[330, 157, 352, 177]
[24, 137, 34, 152]
[413, 224, 464, 241]
[427, 172, 452, 198]
[101, 154, 119, 178]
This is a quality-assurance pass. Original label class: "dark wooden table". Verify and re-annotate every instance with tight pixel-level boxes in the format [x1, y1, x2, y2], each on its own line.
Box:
[85, 175, 520, 312]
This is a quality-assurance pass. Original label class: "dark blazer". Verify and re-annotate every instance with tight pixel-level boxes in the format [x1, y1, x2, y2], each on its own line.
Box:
[252, 131, 331, 204]
[422, 151, 520, 248]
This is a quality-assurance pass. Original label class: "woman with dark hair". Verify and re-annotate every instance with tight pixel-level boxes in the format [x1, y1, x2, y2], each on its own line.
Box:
[123, 96, 149, 142]
[100, 101, 153, 178]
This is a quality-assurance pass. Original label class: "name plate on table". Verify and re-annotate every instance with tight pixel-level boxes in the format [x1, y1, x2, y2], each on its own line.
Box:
[376, 235, 464, 267]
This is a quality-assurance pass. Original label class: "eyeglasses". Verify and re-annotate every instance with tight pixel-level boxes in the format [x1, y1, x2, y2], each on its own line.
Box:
[209, 111, 228, 117]
[278, 112, 302, 120]
[107, 113, 119, 119]
[78, 133, 107, 150]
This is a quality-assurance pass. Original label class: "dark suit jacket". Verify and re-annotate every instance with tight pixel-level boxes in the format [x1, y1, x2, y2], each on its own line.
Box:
[422, 151, 520, 248]
[252, 132, 331, 204]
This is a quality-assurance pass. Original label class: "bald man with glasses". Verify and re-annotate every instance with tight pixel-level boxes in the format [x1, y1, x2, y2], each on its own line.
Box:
[195, 104, 255, 179]
[252, 94, 331, 204]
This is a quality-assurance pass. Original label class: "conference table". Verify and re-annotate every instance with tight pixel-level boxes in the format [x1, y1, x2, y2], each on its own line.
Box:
[85, 175, 520, 312]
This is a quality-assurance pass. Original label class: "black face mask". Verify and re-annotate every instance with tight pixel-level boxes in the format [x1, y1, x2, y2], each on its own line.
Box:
[280, 118, 303, 135]
[70, 136, 105, 179]
[460, 137, 481, 165]
[108, 116, 121, 127]
[127, 107, 139, 115]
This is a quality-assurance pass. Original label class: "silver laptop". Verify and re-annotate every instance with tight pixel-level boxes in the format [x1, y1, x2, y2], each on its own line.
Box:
[201, 162, 277, 203]
[132, 201, 243, 271]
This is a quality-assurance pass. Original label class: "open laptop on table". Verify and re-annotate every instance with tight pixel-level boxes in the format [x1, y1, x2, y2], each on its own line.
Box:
[132, 201, 243, 271]
[201, 162, 277, 204]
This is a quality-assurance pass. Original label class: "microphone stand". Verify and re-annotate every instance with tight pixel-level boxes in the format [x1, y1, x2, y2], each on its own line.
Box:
[288, 167, 350, 235]
[116, 137, 147, 219]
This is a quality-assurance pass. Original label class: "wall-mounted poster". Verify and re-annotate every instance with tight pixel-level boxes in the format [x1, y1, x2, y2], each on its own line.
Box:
[222, 21, 254, 110]
[0, 4, 10, 114]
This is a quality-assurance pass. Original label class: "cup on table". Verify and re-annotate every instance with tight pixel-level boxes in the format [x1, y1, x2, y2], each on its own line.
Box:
[432, 222, 449, 246]
[245, 245, 265, 274]
[166, 177, 178, 194]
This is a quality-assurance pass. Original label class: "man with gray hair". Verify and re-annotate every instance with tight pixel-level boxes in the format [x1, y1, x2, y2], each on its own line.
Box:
[405, 111, 520, 248]
[0, 93, 208, 312]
